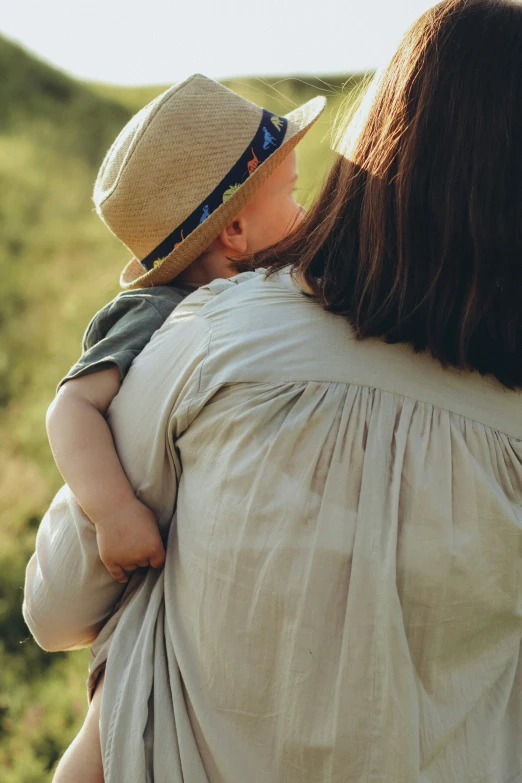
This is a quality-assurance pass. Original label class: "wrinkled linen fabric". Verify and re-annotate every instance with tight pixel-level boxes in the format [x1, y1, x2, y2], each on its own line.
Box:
[24, 269, 522, 782]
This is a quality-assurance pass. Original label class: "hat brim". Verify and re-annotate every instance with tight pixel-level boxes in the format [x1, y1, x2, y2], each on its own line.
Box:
[120, 95, 326, 289]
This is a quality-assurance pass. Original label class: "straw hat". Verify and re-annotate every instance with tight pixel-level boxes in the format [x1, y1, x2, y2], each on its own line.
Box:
[93, 74, 326, 289]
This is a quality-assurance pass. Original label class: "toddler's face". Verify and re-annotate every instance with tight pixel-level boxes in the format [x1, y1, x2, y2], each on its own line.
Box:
[174, 150, 305, 288]
[240, 150, 304, 253]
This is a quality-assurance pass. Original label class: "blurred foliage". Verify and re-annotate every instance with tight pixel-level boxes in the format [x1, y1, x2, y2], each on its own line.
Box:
[0, 33, 367, 779]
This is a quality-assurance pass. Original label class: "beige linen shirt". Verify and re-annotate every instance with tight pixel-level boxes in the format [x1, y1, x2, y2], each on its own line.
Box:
[24, 270, 522, 782]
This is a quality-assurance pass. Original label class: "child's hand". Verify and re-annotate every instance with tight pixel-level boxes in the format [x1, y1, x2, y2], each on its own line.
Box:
[94, 498, 166, 583]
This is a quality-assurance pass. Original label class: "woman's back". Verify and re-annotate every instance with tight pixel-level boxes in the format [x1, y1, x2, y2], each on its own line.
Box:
[49, 1, 522, 778]
[106, 270, 522, 782]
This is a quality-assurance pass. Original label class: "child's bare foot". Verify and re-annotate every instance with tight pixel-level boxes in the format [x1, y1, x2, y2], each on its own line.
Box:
[94, 498, 166, 583]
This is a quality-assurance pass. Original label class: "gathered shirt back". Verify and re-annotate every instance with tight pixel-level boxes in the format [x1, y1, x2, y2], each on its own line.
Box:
[24, 269, 522, 783]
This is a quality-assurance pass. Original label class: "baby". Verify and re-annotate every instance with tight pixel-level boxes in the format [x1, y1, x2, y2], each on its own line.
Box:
[46, 74, 325, 781]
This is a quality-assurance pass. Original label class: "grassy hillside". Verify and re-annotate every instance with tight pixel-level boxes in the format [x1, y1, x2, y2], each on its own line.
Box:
[0, 34, 367, 779]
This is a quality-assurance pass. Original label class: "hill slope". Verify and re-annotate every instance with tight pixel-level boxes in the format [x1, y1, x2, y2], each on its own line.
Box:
[0, 36, 130, 162]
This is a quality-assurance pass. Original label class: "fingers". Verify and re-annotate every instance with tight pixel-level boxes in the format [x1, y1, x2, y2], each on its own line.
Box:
[103, 546, 166, 582]
[149, 545, 166, 570]
[108, 565, 129, 584]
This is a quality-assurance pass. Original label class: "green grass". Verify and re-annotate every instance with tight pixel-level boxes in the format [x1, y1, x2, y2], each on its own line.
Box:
[0, 33, 369, 779]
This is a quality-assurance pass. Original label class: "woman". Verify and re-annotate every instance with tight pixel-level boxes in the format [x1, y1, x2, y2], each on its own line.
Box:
[24, 0, 522, 780]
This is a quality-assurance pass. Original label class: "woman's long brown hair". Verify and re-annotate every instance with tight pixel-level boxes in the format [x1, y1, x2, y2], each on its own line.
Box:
[245, 0, 522, 388]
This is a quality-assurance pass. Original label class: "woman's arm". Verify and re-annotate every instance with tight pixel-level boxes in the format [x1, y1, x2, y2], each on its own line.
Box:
[23, 485, 126, 651]
[24, 295, 215, 652]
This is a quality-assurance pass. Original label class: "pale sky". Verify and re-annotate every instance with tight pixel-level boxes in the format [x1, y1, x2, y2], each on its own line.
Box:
[1, 0, 438, 85]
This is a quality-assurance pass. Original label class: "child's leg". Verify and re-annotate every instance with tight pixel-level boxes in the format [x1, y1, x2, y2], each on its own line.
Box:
[52, 673, 105, 783]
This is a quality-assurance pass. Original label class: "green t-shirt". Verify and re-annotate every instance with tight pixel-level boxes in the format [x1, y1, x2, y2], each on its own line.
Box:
[59, 284, 191, 389]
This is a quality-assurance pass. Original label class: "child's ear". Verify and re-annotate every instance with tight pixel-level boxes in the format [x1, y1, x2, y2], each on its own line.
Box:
[219, 217, 248, 255]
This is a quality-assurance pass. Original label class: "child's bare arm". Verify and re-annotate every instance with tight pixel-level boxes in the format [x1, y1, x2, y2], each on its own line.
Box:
[47, 368, 130, 520]
[46, 367, 165, 583]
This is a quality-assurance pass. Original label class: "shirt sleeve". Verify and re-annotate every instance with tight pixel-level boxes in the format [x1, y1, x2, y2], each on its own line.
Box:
[58, 295, 169, 389]
[22, 485, 127, 652]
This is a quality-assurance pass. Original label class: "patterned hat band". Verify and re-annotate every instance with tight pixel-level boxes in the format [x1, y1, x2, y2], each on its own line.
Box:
[140, 109, 288, 271]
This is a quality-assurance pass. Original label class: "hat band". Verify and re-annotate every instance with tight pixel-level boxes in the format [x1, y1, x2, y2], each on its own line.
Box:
[140, 108, 288, 271]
